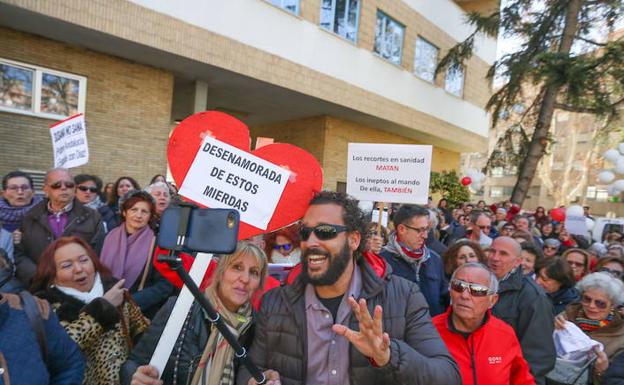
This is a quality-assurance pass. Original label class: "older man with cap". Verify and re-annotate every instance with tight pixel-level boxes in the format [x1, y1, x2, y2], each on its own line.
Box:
[14, 168, 105, 284]
[433, 262, 534, 385]
[487, 236, 555, 385]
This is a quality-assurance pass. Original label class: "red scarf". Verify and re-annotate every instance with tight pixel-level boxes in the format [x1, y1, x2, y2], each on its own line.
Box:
[397, 234, 426, 260]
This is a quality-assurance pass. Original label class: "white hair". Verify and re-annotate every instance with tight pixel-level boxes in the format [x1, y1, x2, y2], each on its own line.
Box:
[144, 181, 170, 195]
[45, 168, 71, 183]
[576, 272, 624, 306]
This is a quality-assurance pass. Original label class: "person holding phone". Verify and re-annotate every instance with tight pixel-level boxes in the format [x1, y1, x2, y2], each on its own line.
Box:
[121, 241, 268, 385]
[31, 236, 149, 385]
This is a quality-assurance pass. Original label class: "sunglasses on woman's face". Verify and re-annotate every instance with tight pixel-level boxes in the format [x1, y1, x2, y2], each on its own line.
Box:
[77, 185, 98, 193]
[299, 224, 349, 241]
[450, 279, 491, 297]
[581, 294, 609, 310]
[273, 243, 293, 251]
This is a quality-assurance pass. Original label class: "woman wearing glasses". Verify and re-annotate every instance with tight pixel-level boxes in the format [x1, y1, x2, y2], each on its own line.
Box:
[563, 248, 590, 281]
[74, 174, 118, 233]
[100, 190, 172, 318]
[264, 225, 301, 265]
[555, 273, 624, 383]
[595, 257, 624, 281]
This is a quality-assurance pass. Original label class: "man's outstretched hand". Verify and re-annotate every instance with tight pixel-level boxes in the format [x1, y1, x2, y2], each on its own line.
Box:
[332, 297, 391, 367]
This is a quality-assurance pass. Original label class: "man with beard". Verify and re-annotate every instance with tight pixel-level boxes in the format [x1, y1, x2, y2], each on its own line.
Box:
[238, 191, 460, 385]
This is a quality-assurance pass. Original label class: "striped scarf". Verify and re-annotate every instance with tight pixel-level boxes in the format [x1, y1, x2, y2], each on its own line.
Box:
[575, 309, 614, 333]
[0, 196, 41, 232]
[190, 286, 252, 385]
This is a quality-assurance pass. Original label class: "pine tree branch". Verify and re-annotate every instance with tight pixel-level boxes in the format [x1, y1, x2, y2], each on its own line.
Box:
[554, 96, 624, 114]
[573, 35, 608, 47]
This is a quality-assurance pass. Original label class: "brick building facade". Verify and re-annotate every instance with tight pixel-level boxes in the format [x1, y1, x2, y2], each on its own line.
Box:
[0, 0, 496, 191]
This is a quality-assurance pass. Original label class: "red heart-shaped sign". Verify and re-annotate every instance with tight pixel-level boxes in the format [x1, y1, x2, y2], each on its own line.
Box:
[168, 111, 323, 239]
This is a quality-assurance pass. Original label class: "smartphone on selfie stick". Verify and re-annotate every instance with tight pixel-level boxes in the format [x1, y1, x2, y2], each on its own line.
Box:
[157, 202, 267, 384]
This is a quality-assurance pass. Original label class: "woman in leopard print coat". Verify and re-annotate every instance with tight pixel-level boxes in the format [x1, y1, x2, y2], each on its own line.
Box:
[32, 236, 150, 385]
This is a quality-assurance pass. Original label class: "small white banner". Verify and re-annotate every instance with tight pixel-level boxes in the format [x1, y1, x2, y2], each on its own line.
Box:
[347, 143, 432, 204]
[179, 135, 290, 230]
[49, 113, 89, 168]
[565, 215, 589, 237]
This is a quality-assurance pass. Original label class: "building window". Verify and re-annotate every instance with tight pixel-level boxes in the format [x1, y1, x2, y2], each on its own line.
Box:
[0, 58, 86, 119]
[596, 188, 609, 202]
[414, 37, 438, 82]
[490, 186, 503, 198]
[320, 0, 360, 42]
[586, 186, 596, 200]
[444, 62, 464, 97]
[267, 0, 299, 15]
[374, 11, 404, 65]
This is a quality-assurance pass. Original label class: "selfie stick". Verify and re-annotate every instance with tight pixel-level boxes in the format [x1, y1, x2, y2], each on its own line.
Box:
[157, 203, 267, 385]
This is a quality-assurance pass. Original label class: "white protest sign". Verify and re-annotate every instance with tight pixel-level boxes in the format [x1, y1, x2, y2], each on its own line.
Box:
[371, 208, 388, 228]
[347, 143, 432, 204]
[179, 135, 290, 230]
[149, 252, 213, 376]
[49, 113, 89, 168]
[565, 215, 589, 237]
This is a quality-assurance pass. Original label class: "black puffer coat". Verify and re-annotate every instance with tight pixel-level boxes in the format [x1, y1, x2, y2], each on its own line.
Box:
[493, 268, 556, 385]
[236, 259, 460, 385]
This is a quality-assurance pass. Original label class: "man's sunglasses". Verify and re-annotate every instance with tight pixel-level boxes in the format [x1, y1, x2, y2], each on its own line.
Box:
[273, 243, 293, 251]
[77, 185, 98, 193]
[567, 260, 585, 268]
[300, 224, 349, 241]
[581, 295, 609, 310]
[50, 180, 75, 189]
[450, 279, 492, 297]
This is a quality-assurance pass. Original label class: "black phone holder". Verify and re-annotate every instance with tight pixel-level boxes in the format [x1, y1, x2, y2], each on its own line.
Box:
[157, 202, 266, 385]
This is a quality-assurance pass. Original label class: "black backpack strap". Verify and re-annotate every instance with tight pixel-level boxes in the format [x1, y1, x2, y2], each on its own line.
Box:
[19, 291, 48, 365]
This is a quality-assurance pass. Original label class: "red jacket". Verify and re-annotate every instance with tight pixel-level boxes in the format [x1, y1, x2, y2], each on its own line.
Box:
[433, 308, 535, 385]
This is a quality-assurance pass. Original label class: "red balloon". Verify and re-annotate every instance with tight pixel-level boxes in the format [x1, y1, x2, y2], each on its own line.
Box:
[461, 177, 472, 186]
[550, 208, 566, 222]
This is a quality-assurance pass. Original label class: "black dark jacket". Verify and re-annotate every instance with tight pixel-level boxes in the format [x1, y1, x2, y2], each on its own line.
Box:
[14, 198, 104, 285]
[121, 297, 255, 385]
[379, 248, 448, 316]
[548, 286, 580, 315]
[128, 256, 173, 320]
[493, 268, 556, 385]
[236, 260, 460, 385]
[603, 351, 624, 385]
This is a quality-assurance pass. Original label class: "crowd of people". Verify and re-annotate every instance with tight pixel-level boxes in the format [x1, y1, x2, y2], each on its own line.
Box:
[1, 168, 623, 385]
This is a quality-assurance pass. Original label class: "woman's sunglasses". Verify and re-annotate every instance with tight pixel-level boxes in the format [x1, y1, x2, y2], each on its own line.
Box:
[450, 279, 492, 297]
[581, 295, 609, 310]
[599, 267, 623, 278]
[300, 224, 349, 241]
[273, 243, 293, 251]
[77, 185, 98, 193]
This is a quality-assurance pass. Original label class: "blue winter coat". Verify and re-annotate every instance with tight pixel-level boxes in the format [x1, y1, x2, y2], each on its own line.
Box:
[0, 293, 84, 385]
[379, 248, 448, 316]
